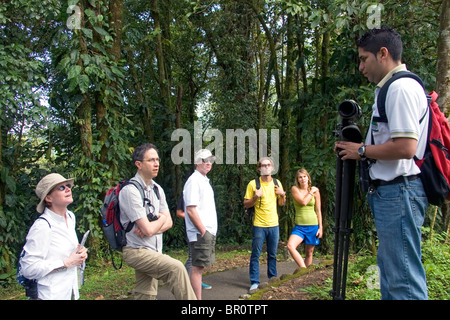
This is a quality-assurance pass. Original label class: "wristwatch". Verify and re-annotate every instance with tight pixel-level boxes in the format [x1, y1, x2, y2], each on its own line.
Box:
[358, 144, 366, 160]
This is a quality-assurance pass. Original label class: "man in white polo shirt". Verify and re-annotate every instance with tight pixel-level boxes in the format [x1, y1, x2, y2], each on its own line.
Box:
[183, 149, 218, 300]
[335, 26, 429, 300]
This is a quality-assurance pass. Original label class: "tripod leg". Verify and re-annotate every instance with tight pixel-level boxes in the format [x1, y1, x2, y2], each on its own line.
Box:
[331, 158, 357, 300]
[335, 160, 350, 299]
[337, 159, 356, 299]
[331, 155, 343, 299]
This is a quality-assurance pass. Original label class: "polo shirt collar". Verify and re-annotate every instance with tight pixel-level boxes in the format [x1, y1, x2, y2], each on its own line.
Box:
[377, 64, 407, 88]
[194, 169, 209, 181]
[134, 172, 154, 190]
[43, 207, 71, 222]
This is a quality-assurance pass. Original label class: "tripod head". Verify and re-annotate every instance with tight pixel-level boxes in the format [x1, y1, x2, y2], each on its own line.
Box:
[334, 100, 363, 143]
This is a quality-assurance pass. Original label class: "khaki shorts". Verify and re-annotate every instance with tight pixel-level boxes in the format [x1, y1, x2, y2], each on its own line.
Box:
[189, 231, 216, 267]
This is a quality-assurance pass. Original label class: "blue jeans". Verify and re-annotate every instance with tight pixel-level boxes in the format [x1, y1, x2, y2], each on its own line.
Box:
[367, 177, 428, 300]
[250, 226, 279, 285]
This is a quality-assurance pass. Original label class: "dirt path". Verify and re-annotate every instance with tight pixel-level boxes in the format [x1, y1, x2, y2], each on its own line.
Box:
[259, 264, 333, 300]
[156, 258, 333, 300]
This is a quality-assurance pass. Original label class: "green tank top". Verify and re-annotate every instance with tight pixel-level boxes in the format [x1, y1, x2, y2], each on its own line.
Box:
[293, 194, 318, 225]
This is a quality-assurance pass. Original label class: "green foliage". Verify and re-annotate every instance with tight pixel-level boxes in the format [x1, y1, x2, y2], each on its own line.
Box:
[0, 0, 445, 280]
[422, 231, 450, 300]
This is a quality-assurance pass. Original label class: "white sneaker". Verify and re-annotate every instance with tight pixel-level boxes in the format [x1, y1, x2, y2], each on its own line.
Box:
[249, 283, 259, 291]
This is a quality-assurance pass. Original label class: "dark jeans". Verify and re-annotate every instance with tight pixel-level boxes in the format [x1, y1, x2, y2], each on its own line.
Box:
[249, 226, 279, 285]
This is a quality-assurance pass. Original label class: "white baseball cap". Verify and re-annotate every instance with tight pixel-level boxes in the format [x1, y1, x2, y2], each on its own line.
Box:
[194, 149, 216, 164]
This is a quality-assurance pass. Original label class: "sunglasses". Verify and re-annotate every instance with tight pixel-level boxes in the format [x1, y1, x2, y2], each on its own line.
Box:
[56, 184, 72, 191]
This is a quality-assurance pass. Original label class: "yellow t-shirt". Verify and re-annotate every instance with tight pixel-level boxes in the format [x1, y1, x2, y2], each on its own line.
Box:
[244, 177, 281, 227]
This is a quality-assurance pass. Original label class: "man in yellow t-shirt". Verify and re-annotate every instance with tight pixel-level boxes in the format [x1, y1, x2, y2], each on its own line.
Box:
[244, 157, 286, 292]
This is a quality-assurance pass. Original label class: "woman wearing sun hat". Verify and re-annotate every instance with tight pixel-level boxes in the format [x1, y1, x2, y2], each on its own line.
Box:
[19, 173, 87, 300]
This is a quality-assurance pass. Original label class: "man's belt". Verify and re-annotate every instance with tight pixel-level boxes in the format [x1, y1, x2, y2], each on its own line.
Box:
[371, 174, 420, 187]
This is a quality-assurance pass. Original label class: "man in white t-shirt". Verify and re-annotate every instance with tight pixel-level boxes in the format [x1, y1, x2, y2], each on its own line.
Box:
[183, 149, 218, 300]
[335, 26, 429, 300]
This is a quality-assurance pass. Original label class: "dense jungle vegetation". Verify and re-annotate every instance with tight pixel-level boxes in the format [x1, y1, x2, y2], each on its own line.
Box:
[0, 0, 449, 283]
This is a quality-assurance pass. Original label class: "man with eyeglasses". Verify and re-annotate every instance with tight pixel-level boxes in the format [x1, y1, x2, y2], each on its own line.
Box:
[183, 149, 218, 300]
[244, 157, 286, 292]
[119, 143, 196, 300]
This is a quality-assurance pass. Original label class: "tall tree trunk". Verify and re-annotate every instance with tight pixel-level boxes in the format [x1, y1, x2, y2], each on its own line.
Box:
[125, 44, 155, 142]
[318, 28, 331, 252]
[278, 14, 295, 240]
[95, 0, 123, 166]
[175, 85, 182, 198]
[436, 0, 449, 116]
[295, 15, 308, 164]
[78, 0, 92, 159]
[109, 0, 123, 62]
[0, 105, 3, 218]
[150, 0, 176, 197]
[256, 29, 266, 130]
[150, 0, 170, 110]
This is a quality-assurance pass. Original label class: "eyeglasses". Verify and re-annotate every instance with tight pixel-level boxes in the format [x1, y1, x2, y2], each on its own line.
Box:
[260, 163, 272, 168]
[140, 158, 160, 163]
[56, 184, 72, 191]
[202, 159, 214, 164]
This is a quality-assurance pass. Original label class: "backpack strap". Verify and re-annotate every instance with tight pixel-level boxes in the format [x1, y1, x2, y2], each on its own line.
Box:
[255, 178, 261, 208]
[372, 71, 428, 148]
[17, 215, 52, 289]
[127, 179, 161, 226]
[121, 179, 147, 232]
[375, 71, 425, 123]
[254, 177, 279, 208]
[127, 179, 146, 205]
[255, 177, 260, 189]
[128, 179, 160, 202]
[38, 216, 51, 228]
[152, 184, 160, 200]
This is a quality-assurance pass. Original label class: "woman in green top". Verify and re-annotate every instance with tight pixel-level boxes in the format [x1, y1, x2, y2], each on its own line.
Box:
[287, 168, 323, 268]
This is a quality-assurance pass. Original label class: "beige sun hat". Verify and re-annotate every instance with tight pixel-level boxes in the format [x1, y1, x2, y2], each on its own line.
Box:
[35, 173, 75, 213]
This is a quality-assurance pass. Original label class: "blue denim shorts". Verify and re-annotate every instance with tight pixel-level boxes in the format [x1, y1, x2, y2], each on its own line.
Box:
[291, 225, 320, 245]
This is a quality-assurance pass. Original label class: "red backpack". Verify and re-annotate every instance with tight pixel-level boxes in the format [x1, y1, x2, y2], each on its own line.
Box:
[377, 71, 450, 206]
[101, 179, 160, 268]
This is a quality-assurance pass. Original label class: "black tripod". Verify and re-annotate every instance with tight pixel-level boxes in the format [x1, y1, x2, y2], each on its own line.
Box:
[330, 100, 363, 300]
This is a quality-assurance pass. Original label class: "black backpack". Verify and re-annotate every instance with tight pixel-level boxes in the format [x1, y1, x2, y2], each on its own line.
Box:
[101, 179, 160, 268]
[245, 177, 279, 221]
[16, 217, 51, 299]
